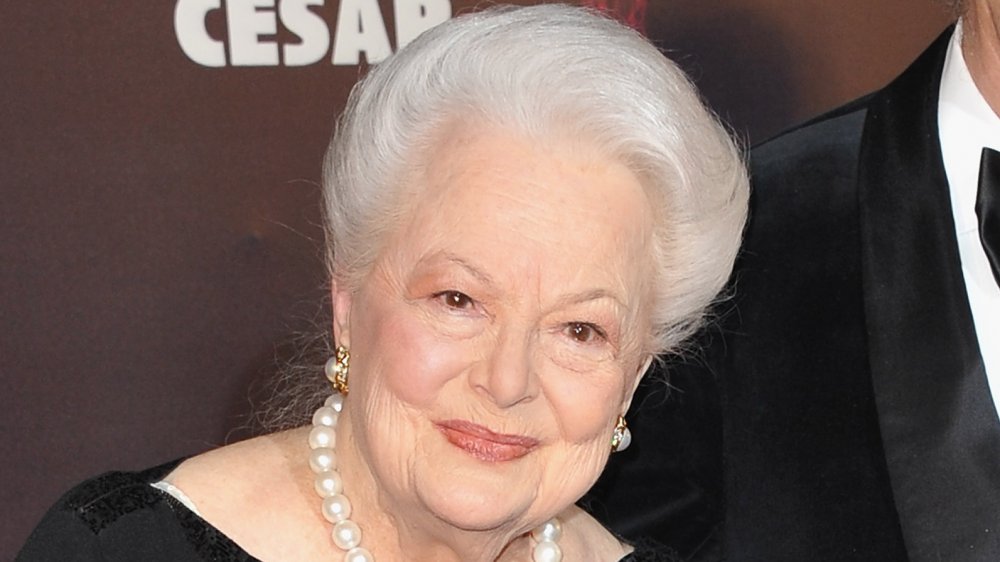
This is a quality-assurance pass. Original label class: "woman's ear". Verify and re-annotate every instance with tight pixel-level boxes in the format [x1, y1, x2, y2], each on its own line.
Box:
[331, 283, 353, 349]
[622, 355, 654, 413]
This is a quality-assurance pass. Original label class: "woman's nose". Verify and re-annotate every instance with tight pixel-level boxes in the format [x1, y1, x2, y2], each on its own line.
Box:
[471, 329, 539, 408]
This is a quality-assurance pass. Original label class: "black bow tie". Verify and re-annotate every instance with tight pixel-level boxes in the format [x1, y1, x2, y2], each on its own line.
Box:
[977, 147, 1000, 288]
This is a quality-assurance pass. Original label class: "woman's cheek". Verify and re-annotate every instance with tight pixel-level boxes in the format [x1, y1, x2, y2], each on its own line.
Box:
[545, 365, 624, 445]
[373, 305, 474, 407]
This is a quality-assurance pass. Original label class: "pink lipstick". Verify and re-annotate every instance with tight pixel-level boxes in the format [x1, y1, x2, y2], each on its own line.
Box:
[436, 420, 539, 462]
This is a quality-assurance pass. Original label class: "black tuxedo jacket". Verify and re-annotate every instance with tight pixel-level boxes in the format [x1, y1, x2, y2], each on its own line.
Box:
[721, 27, 1000, 560]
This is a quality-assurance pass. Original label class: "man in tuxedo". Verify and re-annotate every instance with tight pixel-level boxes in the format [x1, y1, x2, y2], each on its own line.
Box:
[721, 0, 1000, 559]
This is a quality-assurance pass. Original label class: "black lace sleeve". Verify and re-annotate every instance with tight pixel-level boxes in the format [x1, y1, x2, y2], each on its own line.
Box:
[17, 462, 181, 561]
[17, 504, 106, 561]
[15, 460, 257, 562]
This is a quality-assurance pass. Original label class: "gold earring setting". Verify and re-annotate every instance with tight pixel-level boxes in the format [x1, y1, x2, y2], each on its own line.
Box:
[325, 345, 350, 395]
[610, 415, 631, 452]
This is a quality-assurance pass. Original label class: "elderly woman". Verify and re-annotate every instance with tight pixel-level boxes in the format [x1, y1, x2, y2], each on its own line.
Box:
[19, 4, 746, 561]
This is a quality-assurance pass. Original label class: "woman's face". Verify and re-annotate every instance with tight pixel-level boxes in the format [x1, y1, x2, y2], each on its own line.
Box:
[334, 124, 655, 534]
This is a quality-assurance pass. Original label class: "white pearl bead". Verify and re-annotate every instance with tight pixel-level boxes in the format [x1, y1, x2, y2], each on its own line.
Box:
[314, 470, 343, 497]
[309, 448, 337, 473]
[532, 518, 562, 542]
[344, 546, 374, 562]
[325, 392, 344, 412]
[617, 427, 631, 451]
[332, 519, 362, 550]
[313, 406, 339, 428]
[309, 425, 337, 449]
[325, 356, 340, 381]
[322, 493, 352, 522]
[532, 540, 562, 562]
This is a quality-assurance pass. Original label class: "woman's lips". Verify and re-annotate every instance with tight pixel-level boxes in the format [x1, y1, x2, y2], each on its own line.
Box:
[435, 420, 539, 462]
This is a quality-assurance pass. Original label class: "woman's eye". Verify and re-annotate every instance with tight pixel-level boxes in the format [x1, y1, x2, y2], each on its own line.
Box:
[435, 291, 475, 310]
[565, 322, 606, 344]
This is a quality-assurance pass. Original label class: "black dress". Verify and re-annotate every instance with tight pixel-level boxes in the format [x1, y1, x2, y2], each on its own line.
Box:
[17, 460, 678, 561]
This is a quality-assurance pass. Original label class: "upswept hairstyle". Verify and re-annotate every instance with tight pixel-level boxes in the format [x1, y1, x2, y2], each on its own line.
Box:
[323, 3, 748, 357]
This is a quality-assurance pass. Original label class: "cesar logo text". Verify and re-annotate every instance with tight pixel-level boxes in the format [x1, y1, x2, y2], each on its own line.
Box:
[175, 0, 452, 66]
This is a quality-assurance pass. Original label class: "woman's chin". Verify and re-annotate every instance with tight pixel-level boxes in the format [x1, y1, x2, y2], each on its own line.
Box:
[413, 466, 535, 532]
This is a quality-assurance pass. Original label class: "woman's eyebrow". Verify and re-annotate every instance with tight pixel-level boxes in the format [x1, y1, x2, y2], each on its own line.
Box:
[416, 251, 497, 288]
[417, 252, 626, 310]
[553, 288, 626, 311]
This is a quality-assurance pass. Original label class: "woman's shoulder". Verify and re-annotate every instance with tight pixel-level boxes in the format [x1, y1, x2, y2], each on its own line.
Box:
[159, 428, 329, 560]
[559, 506, 681, 562]
[165, 428, 303, 491]
[163, 428, 313, 524]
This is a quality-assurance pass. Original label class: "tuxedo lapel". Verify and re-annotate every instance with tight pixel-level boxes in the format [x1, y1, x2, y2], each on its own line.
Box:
[858, 27, 1000, 560]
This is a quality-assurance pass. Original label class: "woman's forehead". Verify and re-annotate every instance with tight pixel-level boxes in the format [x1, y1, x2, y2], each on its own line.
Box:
[414, 124, 649, 217]
[384, 126, 656, 298]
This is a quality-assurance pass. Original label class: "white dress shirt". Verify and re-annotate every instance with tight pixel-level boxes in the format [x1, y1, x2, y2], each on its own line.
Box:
[938, 21, 1000, 420]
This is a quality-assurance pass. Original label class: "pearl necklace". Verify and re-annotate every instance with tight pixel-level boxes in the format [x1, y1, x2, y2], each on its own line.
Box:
[308, 392, 564, 562]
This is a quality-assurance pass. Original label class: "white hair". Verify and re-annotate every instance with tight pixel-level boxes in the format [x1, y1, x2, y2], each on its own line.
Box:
[323, 3, 748, 357]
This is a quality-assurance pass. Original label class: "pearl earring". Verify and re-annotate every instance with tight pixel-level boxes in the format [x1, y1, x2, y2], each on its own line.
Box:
[610, 415, 631, 452]
[325, 346, 350, 394]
